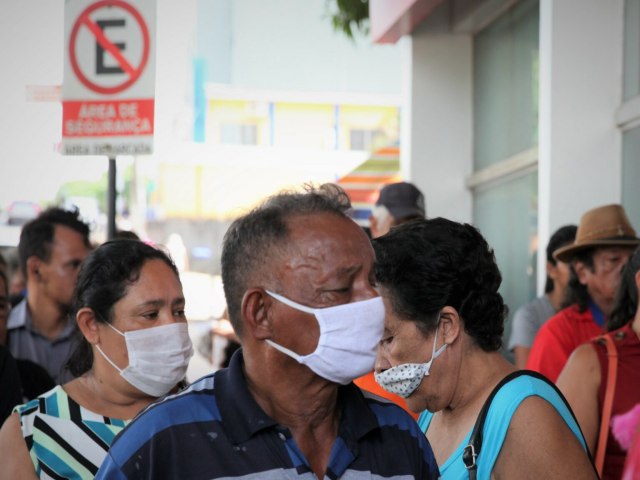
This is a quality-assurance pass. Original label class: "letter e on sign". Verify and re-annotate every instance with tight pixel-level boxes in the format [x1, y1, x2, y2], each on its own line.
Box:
[69, 0, 150, 95]
[62, 0, 156, 156]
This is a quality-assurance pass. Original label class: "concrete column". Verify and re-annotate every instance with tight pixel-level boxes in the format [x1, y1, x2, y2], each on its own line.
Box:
[537, 0, 624, 292]
[401, 19, 473, 223]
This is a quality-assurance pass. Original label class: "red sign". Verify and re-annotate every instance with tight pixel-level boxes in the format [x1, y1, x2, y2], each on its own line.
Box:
[63, 99, 154, 137]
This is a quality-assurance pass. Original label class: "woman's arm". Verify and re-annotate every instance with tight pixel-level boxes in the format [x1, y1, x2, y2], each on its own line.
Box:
[493, 395, 597, 479]
[556, 344, 601, 452]
[0, 413, 38, 479]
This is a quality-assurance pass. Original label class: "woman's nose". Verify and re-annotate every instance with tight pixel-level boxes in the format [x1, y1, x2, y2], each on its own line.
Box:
[374, 346, 391, 373]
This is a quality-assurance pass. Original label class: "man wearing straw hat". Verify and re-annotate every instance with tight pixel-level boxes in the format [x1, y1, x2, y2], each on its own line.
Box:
[526, 204, 640, 381]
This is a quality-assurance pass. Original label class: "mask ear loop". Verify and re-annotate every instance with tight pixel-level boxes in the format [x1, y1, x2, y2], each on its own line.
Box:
[263, 291, 314, 363]
[265, 339, 304, 362]
[95, 344, 125, 373]
[265, 290, 316, 314]
[423, 311, 448, 377]
[93, 313, 127, 373]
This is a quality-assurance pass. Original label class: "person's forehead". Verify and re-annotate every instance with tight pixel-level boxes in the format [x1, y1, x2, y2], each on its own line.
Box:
[51, 225, 87, 251]
[52, 224, 84, 244]
[594, 246, 635, 257]
[121, 259, 182, 300]
[283, 213, 372, 269]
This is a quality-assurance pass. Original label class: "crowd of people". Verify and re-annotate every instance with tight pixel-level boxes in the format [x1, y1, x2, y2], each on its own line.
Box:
[0, 183, 638, 479]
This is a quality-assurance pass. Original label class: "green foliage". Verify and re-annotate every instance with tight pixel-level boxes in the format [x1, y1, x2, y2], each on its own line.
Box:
[327, 0, 370, 40]
[57, 178, 107, 213]
[56, 164, 134, 214]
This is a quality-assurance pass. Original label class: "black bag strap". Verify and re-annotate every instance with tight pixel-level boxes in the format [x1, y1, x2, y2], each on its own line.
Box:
[461, 370, 593, 480]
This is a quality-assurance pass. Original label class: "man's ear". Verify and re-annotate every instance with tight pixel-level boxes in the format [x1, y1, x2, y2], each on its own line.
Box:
[439, 306, 462, 345]
[241, 288, 273, 340]
[26, 256, 42, 282]
[76, 307, 101, 344]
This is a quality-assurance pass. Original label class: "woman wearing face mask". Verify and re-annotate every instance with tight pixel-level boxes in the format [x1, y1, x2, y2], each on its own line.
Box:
[0, 239, 193, 479]
[373, 218, 597, 479]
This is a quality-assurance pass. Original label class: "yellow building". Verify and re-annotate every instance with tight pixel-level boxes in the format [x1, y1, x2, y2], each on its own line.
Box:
[155, 86, 401, 220]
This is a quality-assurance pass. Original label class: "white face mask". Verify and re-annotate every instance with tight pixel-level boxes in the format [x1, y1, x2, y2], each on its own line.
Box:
[374, 321, 447, 399]
[96, 322, 194, 397]
[265, 290, 385, 385]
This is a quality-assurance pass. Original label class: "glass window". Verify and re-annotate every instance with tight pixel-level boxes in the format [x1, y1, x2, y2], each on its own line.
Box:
[473, 0, 539, 170]
[473, 172, 538, 359]
[624, 0, 640, 101]
[622, 126, 640, 228]
[220, 124, 258, 145]
[472, 0, 540, 358]
[349, 129, 384, 151]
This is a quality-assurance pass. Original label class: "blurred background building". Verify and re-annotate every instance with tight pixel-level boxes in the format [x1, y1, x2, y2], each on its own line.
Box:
[1, 0, 639, 358]
[368, 0, 639, 351]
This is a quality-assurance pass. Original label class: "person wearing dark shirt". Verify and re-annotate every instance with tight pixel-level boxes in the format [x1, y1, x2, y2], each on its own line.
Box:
[7, 208, 91, 394]
[0, 346, 22, 425]
[97, 184, 439, 479]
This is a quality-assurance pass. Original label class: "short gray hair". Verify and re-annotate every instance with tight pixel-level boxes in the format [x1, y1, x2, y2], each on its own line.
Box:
[221, 184, 352, 337]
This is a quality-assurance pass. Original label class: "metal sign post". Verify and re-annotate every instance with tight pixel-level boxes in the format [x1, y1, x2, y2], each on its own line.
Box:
[108, 157, 117, 240]
[61, 0, 156, 239]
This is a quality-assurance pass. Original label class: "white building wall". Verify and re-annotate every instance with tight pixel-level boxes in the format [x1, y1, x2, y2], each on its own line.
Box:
[229, 0, 402, 94]
[0, 0, 198, 211]
[537, 0, 625, 292]
[402, 18, 473, 223]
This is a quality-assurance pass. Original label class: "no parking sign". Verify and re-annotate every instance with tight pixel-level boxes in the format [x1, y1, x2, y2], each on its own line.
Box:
[62, 0, 156, 155]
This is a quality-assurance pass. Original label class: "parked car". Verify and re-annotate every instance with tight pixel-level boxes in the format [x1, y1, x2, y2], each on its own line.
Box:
[1, 201, 41, 226]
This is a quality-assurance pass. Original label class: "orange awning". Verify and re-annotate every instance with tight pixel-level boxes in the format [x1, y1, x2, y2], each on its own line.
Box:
[338, 146, 401, 226]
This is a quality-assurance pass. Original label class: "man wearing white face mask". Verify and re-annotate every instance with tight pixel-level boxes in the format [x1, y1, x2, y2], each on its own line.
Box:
[97, 184, 439, 480]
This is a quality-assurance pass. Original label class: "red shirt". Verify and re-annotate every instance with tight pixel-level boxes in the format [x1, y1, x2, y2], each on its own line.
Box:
[354, 372, 419, 420]
[526, 304, 603, 382]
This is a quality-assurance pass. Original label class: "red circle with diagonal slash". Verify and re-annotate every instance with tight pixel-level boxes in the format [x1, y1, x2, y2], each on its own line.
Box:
[69, 0, 150, 95]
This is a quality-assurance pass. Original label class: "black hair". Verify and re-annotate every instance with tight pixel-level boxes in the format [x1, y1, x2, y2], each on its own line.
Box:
[221, 183, 351, 338]
[18, 207, 91, 277]
[373, 217, 507, 351]
[608, 246, 640, 331]
[0, 267, 7, 295]
[391, 214, 424, 227]
[562, 248, 595, 311]
[544, 225, 577, 293]
[66, 239, 179, 377]
[114, 229, 141, 241]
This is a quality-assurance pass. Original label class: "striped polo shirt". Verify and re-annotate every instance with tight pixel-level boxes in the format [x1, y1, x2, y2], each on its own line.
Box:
[96, 351, 439, 479]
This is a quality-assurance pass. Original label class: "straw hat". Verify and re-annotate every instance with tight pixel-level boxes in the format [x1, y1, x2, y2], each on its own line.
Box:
[554, 204, 640, 262]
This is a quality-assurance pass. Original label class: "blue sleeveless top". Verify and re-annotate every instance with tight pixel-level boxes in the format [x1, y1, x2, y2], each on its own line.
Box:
[417, 374, 587, 479]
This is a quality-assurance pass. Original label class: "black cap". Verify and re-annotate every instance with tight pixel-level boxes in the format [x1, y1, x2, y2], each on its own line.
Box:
[376, 182, 426, 219]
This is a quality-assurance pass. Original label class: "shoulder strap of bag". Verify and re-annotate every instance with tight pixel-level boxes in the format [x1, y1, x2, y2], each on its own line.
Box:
[462, 369, 597, 480]
[462, 370, 526, 479]
[594, 334, 618, 477]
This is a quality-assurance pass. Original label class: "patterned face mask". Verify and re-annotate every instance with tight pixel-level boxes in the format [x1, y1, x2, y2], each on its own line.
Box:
[374, 321, 447, 399]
